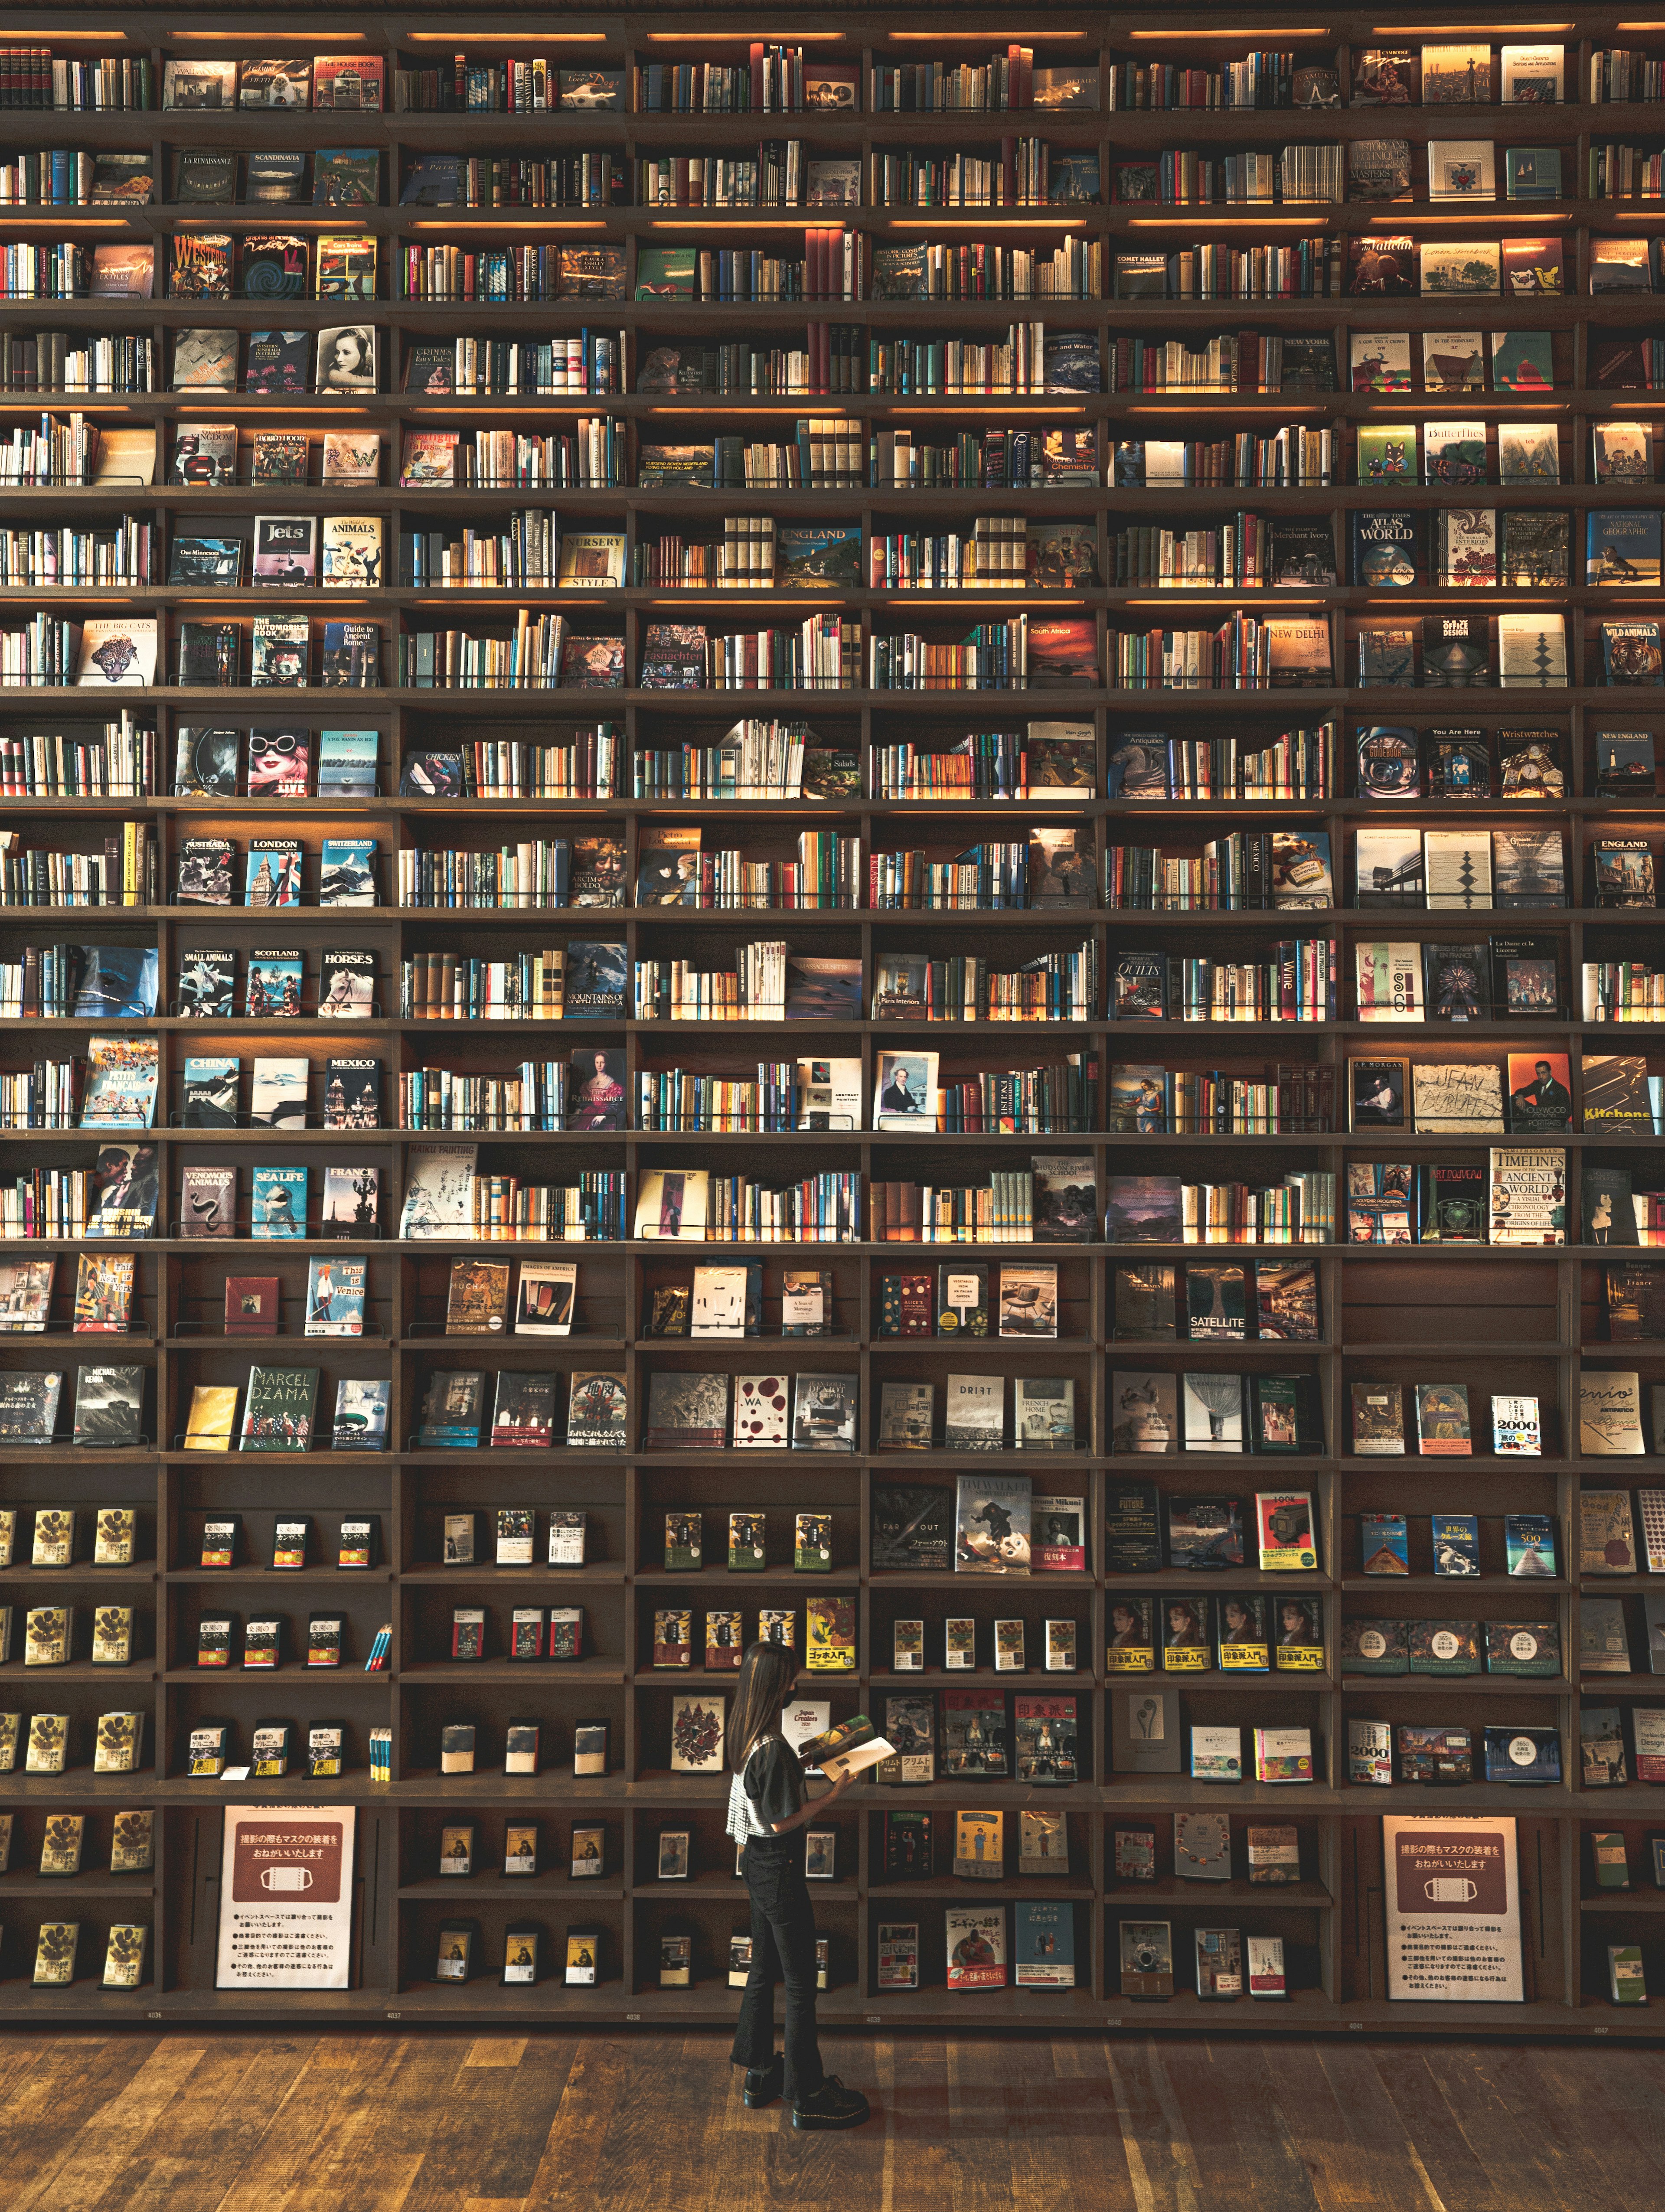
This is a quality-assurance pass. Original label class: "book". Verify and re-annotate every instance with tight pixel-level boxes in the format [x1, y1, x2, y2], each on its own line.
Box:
[945, 1374, 1003, 1453]
[872, 1485, 952, 1573]
[1120, 1920, 1174, 1997]
[946, 1903, 1006, 1989]
[238, 1366, 317, 1452]
[953, 1475, 1030, 1573]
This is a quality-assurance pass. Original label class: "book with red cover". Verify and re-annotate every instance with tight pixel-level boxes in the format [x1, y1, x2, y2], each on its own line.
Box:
[224, 1276, 280, 1335]
[1028, 617, 1098, 687]
[1502, 236, 1565, 300]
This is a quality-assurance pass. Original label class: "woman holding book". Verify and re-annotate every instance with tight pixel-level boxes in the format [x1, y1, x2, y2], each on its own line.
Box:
[726, 1640, 869, 2130]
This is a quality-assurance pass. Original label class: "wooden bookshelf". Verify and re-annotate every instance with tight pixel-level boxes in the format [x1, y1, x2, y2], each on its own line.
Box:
[0, 2, 1664, 2029]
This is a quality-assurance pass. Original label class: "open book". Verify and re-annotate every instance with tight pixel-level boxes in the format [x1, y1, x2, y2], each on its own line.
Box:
[797, 1714, 894, 1782]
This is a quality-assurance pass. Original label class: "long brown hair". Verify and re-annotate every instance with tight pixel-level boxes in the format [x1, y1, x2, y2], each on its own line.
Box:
[729, 1640, 797, 1770]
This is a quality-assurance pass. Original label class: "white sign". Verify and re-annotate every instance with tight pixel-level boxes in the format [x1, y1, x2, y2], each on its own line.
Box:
[1383, 1814, 1522, 2002]
[216, 1806, 356, 1989]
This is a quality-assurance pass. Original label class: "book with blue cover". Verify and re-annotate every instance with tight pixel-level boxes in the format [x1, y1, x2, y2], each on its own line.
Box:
[1505, 1512, 1557, 1574]
[304, 1253, 365, 1338]
[72, 947, 158, 1019]
[183, 1054, 239, 1126]
[1504, 147, 1561, 199]
[1588, 508, 1663, 587]
[319, 838, 376, 905]
[333, 1377, 389, 1450]
[419, 1370, 485, 1449]
[1431, 1512, 1481, 1574]
[1013, 1900, 1076, 1987]
[1361, 1512, 1410, 1573]
[244, 838, 301, 907]
[251, 1165, 307, 1238]
[317, 729, 379, 795]
[245, 949, 303, 1017]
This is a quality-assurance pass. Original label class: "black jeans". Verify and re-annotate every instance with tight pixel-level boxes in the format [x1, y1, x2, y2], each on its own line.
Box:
[730, 1834, 824, 2101]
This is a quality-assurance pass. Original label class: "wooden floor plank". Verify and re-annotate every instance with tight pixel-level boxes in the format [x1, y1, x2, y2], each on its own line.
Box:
[883, 2026, 953, 2212]
[1508, 2046, 1665, 2203]
[1003, 2035, 1122, 2212]
[208, 2042, 383, 2212]
[81, 2039, 307, 2212]
[0, 2032, 157, 2197]
[1261, 2043, 1410, 2212]
[760, 2034, 887, 2211]
[463, 2040, 526, 2070]
[1420, 2046, 1568, 2211]
[1146, 2039, 1254, 2209]
[352, 2035, 542, 2212]
[7, 2040, 208, 2212]
[1104, 2039, 1205, 2212]
[1450, 2035, 1601, 2212]
[1196, 2041, 1322, 2212]
[1364, 2045, 1502, 2212]
[942, 2032, 1017, 2212]
[170, 2042, 336, 2210]
[3, 2031, 1665, 2212]
[518, 2036, 628, 2209]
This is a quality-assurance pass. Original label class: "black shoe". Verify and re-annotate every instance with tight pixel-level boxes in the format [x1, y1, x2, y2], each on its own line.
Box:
[792, 2077, 870, 2131]
[744, 2058, 784, 2108]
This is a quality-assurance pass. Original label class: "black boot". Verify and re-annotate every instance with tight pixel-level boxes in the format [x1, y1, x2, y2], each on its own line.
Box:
[743, 2056, 784, 2108]
[792, 2076, 870, 2131]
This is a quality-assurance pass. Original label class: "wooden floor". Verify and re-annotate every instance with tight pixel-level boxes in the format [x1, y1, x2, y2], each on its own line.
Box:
[0, 2029, 1662, 2211]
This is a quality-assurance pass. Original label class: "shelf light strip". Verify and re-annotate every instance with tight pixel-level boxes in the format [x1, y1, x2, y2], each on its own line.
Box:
[886, 30, 1088, 40]
[1128, 25, 1332, 36]
[169, 29, 367, 40]
[1371, 21, 1574, 30]
[406, 220, 606, 232]
[404, 30, 607, 40]
[644, 29, 847, 40]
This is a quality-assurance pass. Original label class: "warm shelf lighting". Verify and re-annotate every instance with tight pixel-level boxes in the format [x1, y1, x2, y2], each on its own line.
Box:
[644, 30, 847, 39]
[886, 31, 1087, 40]
[1129, 25, 1331, 36]
[1126, 214, 1321, 227]
[406, 220, 606, 232]
[645, 217, 822, 228]
[888, 215, 1087, 227]
[1125, 402, 1321, 413]
[1371, 20, 1572, 30]
[1364, 397, 1569, 411]
[404, 30, 607, 41]
[170, 29, 367, 40]
[888, 404, 1084, 414]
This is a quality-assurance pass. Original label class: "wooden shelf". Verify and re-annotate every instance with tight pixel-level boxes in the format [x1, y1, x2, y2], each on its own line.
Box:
[0, 0, 1664, 2032]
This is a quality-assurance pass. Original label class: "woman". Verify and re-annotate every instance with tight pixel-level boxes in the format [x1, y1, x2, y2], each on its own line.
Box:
[1107, 1600, 1146, 1651]
[725, 1640, 868, 2130]
[318, 325, 376, 395]
[574, 1050, 624, 1130]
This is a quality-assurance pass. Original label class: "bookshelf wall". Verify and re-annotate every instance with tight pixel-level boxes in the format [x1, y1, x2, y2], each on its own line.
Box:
[1, 2, 1664, 2030]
